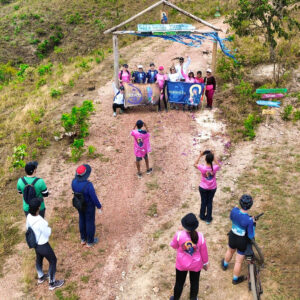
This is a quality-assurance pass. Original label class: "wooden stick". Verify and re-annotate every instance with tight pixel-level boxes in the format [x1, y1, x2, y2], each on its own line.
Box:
[113, 35, 119, 89]
[211, 33, 218, 74]
[104, 0, 165, 34]
[111, 29, 217, 35]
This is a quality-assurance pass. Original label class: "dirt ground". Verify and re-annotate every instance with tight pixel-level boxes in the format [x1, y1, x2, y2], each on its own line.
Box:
[0, 18, 297, 300]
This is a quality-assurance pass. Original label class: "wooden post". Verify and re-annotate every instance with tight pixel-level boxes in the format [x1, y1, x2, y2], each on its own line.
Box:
[211, 33, 218, 74]
[113, 34, 119, 89]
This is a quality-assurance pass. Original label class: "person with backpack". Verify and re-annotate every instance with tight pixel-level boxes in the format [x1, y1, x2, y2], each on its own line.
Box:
[169, 213, 209, 300]
[194, 150, 221, 224]
[17, 161, 49, 218]
[118, 64, 131, 85]
[131, 120, 152, 178]
[132, 65, 147, 84]
[112, 82, 125, 117]
[71, 164, 102, 248]
[221, 195, 255, 285]
[146, 63, 158, 84]
[26, 197, 64, 290]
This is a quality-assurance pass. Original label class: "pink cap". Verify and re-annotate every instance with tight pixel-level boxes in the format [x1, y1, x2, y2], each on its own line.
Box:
[158, 66, 164, 71]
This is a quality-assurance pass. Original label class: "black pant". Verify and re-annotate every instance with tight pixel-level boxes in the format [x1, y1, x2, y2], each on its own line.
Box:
[199, 187, 216, 222]
[173, 268, 201, 300]
[112, 103, 125, 112]
[158, 85, 168, 111]
[35, 242, 57, 283]
[24, 209, 45, 218]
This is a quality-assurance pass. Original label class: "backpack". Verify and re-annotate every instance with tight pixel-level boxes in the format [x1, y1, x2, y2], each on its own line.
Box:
[25, 227, 37, 248]
[21, 177, 40, 204]
[113, 91, 120, 103]
[72, 182, 89, 212]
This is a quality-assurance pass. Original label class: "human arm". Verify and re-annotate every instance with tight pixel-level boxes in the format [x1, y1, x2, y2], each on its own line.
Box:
[40, 179, 49, 197]
[184, 56, 191, 70]
[180, 67, 188, 81]
[170, 232, 180, 249]
[212, 76, 216, 90]
[88, 183, 102, 209]
[247, 217, 255, 240]
[143, 122, 149, 132]
[17, 179, 23, 194]
[199, 233, 209, 269]
[194, 151, 205, 169]
[112, 82, 118, 95]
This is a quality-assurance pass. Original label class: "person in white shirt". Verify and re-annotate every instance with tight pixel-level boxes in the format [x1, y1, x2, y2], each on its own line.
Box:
[112, 83, 125, 117]
[174, 56, 191, 81]
[26, 198, 64, 290]
[168, 66, 181, 82]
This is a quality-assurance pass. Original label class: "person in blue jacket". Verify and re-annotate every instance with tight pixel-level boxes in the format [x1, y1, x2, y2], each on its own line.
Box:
[221, 195, 255, 285]
[71, 164, 103, 248]
[132, 65, 147, 84]
[146, 63, 158, 84]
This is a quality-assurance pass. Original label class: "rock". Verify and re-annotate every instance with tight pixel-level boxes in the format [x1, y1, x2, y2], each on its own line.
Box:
[153, 287, 159, 293]
[88, 86, 95, 91]
[119, 286, 123, 292]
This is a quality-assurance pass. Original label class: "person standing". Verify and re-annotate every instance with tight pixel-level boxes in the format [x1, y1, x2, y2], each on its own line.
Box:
[156, 66, 168, 112]
[132, 65, 147, 84]
[112, 83, 125, 117]
[174, 56, 191, 81]
[221, 195, 255, 285]
[26, 197, 64, 290]
[194, 151, 221, 224]
[146, 63, 158, 84]
[170, 213, 209, 300]
[17, 161, 49, 218]
[118, 64, 131, 85]
[71, 164, 103, 247]
[131, 120, 152, 178]
[204, 68, 216, 109]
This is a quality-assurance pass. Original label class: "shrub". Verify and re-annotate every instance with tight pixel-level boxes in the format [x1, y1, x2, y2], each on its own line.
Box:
[11, 144, 27, 169]
[235, 80, 253, 98]
[243, 114, 258, 140]
[88, 145, 97, 157]
[281, 105, 293, 121]
[216, 55, 242, 82]
[50, 89, 61, 98]
[37, 63, 53, 76]
[293, 110, 300, 121]
[36, 78, 46, 88]
[66, 13, 83, 25]
[71, 139, 85, 162]
[17, 64, 29, 77]
[0, 63, 17, 83]
[36, 137, 50, 148]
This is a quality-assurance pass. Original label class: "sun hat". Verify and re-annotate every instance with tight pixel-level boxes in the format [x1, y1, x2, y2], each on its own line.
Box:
[158, 66, 164, 71]
[206, 68, 212, 73]
[181, 213, 199, 231]
[75, 164, 92, 181]
[25, 161, 38, 175]
[138, 65, 143, 69]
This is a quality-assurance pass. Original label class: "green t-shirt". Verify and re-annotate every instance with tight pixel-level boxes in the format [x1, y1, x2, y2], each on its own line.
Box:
[17, 176, 47, 211]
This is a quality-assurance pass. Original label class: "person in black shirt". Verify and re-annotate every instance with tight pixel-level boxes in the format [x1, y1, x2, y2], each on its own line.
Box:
[204, 68, 216, 109]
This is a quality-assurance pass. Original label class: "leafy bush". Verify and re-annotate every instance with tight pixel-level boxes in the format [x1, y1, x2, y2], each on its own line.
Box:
[37, 63, 53, 76]
[71, 139, 85, 162]
[66, 13, 83, 25]
[29, 108, 45, 124]
[36, 30, 64, 58]
[17, 64, 29, 77]
[216, 55, 242, 82]
[293, 110, 300, 121]
[243, 113, 259, 140]
[0, 63, 17, 83]
[88, 145, 97, 157]
[235, 80, 253, 98]
[61, 100, 94, 138]
[11, 144, 27, 169]
[50, 89, 61, 98]
[281, 105, 293, 121]
[36, 78, 46, 88]
[36, 137, 50, 148]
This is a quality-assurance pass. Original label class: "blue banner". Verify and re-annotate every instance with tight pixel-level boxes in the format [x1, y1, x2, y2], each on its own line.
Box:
[167, 81, 205, 105]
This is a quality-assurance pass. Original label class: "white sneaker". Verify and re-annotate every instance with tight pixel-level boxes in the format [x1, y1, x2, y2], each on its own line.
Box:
[113, 112, 117, 117]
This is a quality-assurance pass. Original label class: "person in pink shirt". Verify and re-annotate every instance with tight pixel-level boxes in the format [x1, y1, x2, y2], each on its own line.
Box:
[118, 64, 131, 85]
[181, 68, 196, 83]
[156, 66, 168, 112]
[169, 213, 209, 300]
[194, 150, 221, 224]
[130, 120, 152, 178]
[195, 71, 204, 83]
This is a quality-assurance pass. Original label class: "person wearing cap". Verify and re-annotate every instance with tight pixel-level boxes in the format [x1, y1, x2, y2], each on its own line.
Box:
[71, 164, 102, 247]
[146, 63, 158, 84]
[169, 213, 209, 300]
[118, 64, 131, 85]
[17, 161, 49, 218]
[174, 56, 191, 81]
[204, 68, 216, 109]
[132, 65, 147, 84]
[156, 66, 168, 112]
[112, 82, 125, 117]
[131, 120, 152, 178]
[26, 197, 65, 290]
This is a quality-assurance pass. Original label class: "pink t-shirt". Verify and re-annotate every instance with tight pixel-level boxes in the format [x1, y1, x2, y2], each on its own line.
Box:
[119, 70, 131, 83]
[156, 73, 168, 89]
[131, 130, 151, 157]
[195, 77, 204, 83]
[198, 164, 220, 190]
[170, 230, 208, 272]
[180, 69, 195, 83]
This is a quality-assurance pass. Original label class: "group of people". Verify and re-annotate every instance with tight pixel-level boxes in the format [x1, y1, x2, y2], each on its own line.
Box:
[113, 56, 217, 116]
[18, 119, 257, 299]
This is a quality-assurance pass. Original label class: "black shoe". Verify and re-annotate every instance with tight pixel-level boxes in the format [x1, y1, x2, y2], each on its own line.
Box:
[49, 280, 65, 290]
[146, 168, 153, 175]
[232, 276, 245, 285]
[221, 259, 228, 271]
[38, 274, 49, 284]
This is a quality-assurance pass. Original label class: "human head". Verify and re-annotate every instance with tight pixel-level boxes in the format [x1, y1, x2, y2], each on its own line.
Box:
[181, 213, 199, 231]
[158, 66, 164, 74]
[75, 164, 92, 181]
[205, 152, 214, 164]
[28, 197, 42, 215]
[122, 64, 128, 71]
[150, 63, 155, 71]
[188, 71, 194, 78]
[136, 120, 144, 129]
[206, 68, 212, 76]
[170, 66, 176, 74]
[138, 65, 143, 71]
[119, 85, 125, 93]
[25, 161, 38, 175]
[239, 194, 253, 210]
[197, 71, 202, 78]
[179, 57, 184, 65]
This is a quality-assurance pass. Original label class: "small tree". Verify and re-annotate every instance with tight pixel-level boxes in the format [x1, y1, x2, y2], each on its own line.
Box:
[226, 0, 300, 64]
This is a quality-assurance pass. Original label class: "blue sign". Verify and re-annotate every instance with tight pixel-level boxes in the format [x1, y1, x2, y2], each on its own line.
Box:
[167, 81, 205, 105]
[256, 100, 281, 108]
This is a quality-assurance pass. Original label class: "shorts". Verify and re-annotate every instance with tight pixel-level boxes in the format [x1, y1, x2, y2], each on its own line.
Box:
[136, 154, 148, 162]
[228, 230, 247, 255]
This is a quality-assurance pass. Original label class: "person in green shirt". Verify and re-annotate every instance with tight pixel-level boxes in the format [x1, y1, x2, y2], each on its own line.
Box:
[17, 161, 49, 218]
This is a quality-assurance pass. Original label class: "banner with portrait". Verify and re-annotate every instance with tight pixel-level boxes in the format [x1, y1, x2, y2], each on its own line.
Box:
[123, 83, 161, 107]
[167, 81, 205, 105]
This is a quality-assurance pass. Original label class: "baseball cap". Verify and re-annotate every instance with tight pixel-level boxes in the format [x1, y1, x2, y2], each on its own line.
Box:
[207, 68, 212, 73]
[138, 65, 143, 69]
[158, 66, 164, 71]
[25, 161, 38, 175]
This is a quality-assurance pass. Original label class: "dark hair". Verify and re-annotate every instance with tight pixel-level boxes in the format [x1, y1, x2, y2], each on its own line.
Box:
[189, 230, 199, 244]
[197, 71, 202, 76]
[188, 72, 195, 78]
[136, 120, 144, 129]
[205, 152, 214, 173]
[123, 64, 128, 68]
[150, 63, 155, 67]
[28, 204, 40, 215]
[172, 57, 184, 62]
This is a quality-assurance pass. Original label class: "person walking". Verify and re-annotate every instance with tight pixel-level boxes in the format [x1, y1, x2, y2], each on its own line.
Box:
[131, 120, 152, 178]
[170, 213, 209, 300]
[194, 151, 221, 224]
[112, 83, 125, 117]
[17, 161, 49, 218]
[71, 164, 103, 247]
[204, 68, 216, 109]
[221, 195, 255, 285]
[26, 197, 64, 290]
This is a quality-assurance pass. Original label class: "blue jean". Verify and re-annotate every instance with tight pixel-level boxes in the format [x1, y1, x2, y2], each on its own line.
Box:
[199, 187, 216, 222]
[78, 203, 96, 244]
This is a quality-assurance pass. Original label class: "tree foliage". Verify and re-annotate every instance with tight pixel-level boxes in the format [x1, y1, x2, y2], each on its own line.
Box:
[226, 0, 300, 61]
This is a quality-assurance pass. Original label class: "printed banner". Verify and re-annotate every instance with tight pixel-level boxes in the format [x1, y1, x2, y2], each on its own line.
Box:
[137, 23, 195, 32]
[123, 83, 161, 107]
[167, 81, 205, 105]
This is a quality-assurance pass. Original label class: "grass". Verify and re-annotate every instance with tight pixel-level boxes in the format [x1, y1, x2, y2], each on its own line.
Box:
[146, 202, 158, 217]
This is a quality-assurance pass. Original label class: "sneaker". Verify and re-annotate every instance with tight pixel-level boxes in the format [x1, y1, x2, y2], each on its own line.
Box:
[86, 237, 99, 248]
[206, 220, 211, 225]
[137, 172, 142, 179]
[146, 168, 153, 175]
[232, 276, 245, 285]
[49, 280, 65, 290]
[38, 274, 49, 284]
[221, 259, 228, 271]
[113, 112, 117, 117]
[81, 239, 86, 245]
